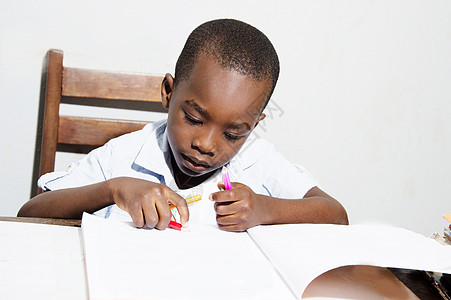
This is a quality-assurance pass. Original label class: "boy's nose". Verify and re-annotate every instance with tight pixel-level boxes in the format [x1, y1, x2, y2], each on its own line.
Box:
[192, 130, 216, 156]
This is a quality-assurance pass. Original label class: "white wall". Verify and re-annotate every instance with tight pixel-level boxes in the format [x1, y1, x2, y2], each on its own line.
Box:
[1, 0, 450, 235]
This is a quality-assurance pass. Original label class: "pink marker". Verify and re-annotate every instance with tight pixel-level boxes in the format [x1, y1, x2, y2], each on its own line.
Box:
[222, 166, 232, 190]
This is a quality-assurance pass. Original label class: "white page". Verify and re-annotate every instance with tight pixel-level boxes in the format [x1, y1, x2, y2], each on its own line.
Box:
[0, 221, 87, 300]
[248, 223, 451, 299]
[81, 213, 295, 300]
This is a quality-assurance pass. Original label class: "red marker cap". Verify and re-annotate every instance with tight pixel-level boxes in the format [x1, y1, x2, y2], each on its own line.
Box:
[168, 220, 182, 231]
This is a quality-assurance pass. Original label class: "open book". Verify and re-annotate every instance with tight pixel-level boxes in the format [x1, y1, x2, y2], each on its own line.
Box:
[81, 213, 451, 300]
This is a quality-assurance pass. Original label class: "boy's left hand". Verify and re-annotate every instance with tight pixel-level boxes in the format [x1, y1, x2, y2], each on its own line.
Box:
[209, 182, 271, 232]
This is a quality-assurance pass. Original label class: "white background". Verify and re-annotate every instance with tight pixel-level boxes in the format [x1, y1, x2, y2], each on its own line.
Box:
[1, 0, 450, 235]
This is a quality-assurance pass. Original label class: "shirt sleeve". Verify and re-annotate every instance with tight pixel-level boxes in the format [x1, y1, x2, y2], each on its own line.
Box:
[237, 138, 319, 199]
[261, 147, 320, 199]
[38, 142, 114, 192]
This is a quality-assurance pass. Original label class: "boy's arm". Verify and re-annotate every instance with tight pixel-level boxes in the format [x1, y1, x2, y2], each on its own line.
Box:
[18, 177, 189, 229]
[210, 184, 348, 232]
[17, 181, 113, 219]
[264, 186, 348, 225]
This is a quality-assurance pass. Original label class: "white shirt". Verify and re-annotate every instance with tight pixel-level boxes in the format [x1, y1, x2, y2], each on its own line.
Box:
[39, 119, 319, 225]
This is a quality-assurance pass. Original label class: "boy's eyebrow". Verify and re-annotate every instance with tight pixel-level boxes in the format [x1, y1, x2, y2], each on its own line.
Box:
[186, 100, 209, 118]
[185, 100, 251, 132]
[226, 122, 251, 132]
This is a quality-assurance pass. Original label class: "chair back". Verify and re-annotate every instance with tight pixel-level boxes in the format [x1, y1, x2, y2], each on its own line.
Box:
[31, 49, 165, 196]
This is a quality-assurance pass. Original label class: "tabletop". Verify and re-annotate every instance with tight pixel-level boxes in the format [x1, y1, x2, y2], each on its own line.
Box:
[0, 216, 446, 300]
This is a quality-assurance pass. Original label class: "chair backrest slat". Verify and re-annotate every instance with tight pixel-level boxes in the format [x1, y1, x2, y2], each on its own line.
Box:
[62, 67, 163, 101]
[57, 116, 148, 146]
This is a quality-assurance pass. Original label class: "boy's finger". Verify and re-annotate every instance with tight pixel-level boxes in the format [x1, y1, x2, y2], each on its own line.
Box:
[209, 191, 227, 203]
[129, 208, 145, 228]
[217, 181, 240, 191]
[214, 200, 241, 216]
[216, 214, 249, 232]
[209, 188, 239, 203]
[217, 181, 225, 190]
[155, 199, 172, 230]
[142, 201, 159, 229]
[168, 193, 190, 227]
[216, 214, 241, 227]
[217, 223, 246, 232]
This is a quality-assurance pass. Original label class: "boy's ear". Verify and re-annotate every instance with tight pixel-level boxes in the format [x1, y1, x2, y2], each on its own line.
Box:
[254, 113, 266, 128]
[161, 73, 175, 109]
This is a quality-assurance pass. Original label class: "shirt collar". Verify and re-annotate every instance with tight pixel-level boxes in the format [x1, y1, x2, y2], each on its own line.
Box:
[133, 120, 174, 182]
[227, 132, 267, 181]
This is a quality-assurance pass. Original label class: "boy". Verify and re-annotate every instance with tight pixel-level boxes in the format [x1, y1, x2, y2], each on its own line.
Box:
[18, 19, 348, 231]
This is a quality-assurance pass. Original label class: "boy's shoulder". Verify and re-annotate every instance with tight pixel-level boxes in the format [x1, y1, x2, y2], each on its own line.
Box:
[107, 119, 167, 148]
[233, 134, 275, 169]
[234, 134, 319, 199]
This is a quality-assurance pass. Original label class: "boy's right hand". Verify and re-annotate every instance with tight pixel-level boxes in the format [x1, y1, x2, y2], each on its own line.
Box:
[106, 177, 189, 230]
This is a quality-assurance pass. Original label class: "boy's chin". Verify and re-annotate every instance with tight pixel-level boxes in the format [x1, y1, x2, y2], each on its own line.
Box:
[178, 162, 220, 179]
[177, 155, 214, 176]
[180, 165, 213, 177]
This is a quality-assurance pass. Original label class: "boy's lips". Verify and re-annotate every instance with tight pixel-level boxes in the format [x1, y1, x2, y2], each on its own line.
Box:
[180, 153, 212, 171]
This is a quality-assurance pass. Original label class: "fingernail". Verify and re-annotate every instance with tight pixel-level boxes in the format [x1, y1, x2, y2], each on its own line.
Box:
[209, 193, 213, 200]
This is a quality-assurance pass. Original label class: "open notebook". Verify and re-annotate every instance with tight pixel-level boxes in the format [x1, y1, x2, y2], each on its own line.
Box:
[81, 213, 451, 300]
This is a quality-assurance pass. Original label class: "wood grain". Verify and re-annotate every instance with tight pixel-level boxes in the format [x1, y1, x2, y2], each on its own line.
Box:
[0, 216, 81, 227]
[40, 49, 63, 177]
[62, 67, 163, 102]
[58, 116, 149, 146]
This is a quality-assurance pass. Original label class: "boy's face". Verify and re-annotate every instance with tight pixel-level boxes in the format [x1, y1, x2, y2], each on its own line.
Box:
[162, 54, 270, 178]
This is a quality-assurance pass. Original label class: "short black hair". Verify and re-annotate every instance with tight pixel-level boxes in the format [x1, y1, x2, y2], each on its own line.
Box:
[174, 19, 280, 109]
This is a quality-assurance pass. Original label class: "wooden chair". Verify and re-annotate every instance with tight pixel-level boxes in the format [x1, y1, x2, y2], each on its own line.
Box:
[31, 49, 165, 197]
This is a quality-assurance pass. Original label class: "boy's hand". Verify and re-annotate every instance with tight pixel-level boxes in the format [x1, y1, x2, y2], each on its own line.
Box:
[107, 177, 189, 230]
[209, 182, 272, 232]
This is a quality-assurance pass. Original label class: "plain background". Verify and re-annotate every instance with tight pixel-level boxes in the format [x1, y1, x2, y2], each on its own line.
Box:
[1, 0, 450, 236]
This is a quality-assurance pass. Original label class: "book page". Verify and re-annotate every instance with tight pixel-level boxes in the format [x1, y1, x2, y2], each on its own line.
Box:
[81, 213, 295, 300]
[0, 221, 87, 300]
[248, 223, 451, 299]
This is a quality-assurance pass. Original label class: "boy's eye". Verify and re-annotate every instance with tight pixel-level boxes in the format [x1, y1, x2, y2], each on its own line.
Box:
[184, 111, 202, 125]
[224, 132, 242, 141]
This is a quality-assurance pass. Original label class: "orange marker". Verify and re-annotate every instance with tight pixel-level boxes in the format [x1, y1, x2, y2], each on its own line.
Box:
[169, 194, 202, 210]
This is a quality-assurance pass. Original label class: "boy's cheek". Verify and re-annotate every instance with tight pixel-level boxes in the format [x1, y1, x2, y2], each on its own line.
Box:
[215, 142, 245, 164]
